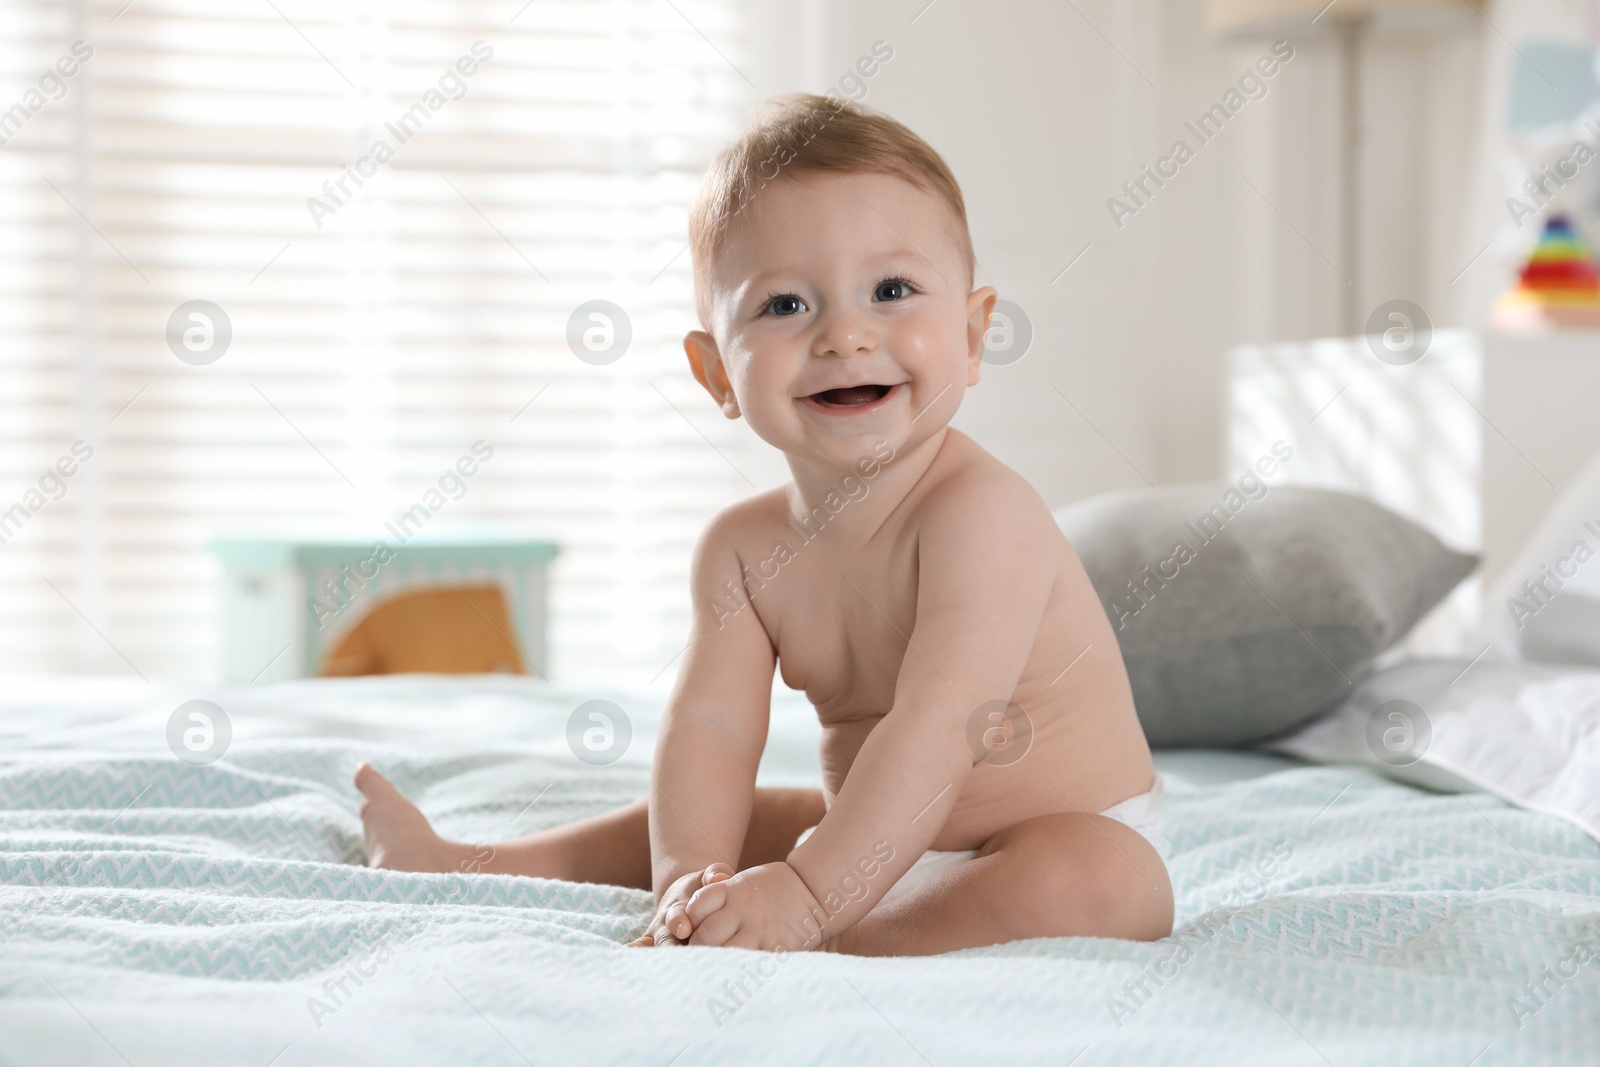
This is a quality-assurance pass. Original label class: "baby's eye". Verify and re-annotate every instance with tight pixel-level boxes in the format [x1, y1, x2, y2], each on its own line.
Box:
[873, 277, 914, 302]
[764, 294, 806, 317]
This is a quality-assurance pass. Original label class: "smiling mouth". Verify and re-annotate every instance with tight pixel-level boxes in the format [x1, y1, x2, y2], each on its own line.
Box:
[808, 384, 893, 408]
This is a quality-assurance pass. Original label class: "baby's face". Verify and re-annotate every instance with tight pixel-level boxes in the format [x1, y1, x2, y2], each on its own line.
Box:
[687, 172, 995, 469]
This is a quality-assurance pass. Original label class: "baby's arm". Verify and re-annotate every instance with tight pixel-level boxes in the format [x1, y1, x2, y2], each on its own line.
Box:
[639, 508, 775, 942]
[686, 476, 1057, 949]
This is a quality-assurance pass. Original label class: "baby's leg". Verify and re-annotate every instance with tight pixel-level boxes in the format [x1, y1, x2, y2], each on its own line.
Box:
[823, 812, 1173, 957]
[354, 764, 823, 889]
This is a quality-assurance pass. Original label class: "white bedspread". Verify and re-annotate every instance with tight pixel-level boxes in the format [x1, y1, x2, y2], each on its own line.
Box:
[1269, 657, 1600, 841]
[1, 675, 1597, 1066]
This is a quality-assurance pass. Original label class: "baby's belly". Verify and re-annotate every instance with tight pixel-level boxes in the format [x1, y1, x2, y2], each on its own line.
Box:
[818, 713, 1146, 852]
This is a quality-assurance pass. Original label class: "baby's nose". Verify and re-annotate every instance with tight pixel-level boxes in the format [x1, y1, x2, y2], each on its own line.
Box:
[813, 313, 877, 358]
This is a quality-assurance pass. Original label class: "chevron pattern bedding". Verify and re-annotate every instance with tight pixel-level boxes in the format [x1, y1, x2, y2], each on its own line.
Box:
[1, 676, 1597, 1066]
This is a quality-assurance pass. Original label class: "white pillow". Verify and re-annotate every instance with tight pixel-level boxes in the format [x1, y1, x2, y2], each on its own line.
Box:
[1483, 446, 1600, 667]
[1264, 657, 1600, 843]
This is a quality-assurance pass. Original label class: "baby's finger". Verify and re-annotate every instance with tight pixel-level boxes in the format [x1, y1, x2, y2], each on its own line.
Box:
[688, 907, 740, 947]
[629, 913, 667, 947]
[686, 882, 729, 925]
[702, 862, 735, 884]
[665, 900, 693, 941]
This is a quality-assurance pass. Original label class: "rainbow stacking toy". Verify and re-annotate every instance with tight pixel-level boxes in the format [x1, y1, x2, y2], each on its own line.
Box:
[1493, 214, 1600, 329]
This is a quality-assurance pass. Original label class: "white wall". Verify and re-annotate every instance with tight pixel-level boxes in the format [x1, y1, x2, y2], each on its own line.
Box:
[734, 0, 1494, 506]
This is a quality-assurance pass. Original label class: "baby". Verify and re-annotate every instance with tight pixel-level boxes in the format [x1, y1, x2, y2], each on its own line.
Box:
[356, 92, 1174, 956]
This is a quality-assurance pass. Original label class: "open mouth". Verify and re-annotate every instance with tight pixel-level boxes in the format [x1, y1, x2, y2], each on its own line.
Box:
[806, 383, 894, 409]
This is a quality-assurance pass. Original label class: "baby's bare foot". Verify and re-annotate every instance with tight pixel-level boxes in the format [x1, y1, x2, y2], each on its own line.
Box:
[355, 763, 471, 873]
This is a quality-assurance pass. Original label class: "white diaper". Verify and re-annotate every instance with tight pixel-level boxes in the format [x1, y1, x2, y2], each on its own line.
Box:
[797, 774, 1171, 911]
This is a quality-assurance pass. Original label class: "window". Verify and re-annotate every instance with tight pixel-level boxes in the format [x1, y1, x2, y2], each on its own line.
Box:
[0, 0, 755, 683]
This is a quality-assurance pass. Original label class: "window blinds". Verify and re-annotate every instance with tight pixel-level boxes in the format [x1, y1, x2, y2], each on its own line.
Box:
[0, 0, 756, 684]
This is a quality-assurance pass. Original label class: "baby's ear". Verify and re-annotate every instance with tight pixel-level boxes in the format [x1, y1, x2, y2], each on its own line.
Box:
[965, 286, 999, 384]
[683, 330, 741, 419]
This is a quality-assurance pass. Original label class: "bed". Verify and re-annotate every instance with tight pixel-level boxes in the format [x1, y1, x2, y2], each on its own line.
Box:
[2, 674, 1597, 1065]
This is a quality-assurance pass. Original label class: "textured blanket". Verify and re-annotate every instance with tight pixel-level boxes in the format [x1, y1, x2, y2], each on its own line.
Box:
[0, 676, 1597, 1066]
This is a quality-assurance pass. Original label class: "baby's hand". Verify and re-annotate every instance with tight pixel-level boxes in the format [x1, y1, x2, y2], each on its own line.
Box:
[685, 861, 826, 951]
[627, 863, 734, 947]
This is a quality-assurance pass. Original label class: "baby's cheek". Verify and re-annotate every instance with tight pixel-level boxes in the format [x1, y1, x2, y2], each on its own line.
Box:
[897, 317, 957, 372]
[727, 353, 774, 405]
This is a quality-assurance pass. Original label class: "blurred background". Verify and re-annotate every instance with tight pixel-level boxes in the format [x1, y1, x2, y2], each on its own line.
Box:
[1, 0, 1595, 685]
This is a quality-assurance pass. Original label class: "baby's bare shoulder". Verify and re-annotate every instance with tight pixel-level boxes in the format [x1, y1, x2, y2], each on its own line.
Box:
[693, 486, 792, 562]
[913, 432, 1058, 550]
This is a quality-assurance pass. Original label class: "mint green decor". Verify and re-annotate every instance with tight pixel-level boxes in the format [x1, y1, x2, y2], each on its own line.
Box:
[212, 537, 559, 680]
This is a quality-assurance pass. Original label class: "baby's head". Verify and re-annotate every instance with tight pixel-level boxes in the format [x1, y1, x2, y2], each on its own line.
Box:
[683, 93, 995, 469]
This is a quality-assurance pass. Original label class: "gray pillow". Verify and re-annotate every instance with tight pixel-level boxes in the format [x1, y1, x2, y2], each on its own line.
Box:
[1055, 484, 1477, 747]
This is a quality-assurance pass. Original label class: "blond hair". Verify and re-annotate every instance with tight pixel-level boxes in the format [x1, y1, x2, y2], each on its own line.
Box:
[688, 92, 975, 325]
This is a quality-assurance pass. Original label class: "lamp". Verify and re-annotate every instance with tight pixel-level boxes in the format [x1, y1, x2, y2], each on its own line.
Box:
[1209, 0, 1476, 333]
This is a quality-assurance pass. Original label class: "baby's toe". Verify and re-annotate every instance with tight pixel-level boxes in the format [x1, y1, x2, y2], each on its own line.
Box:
[354, 762, 395, 798]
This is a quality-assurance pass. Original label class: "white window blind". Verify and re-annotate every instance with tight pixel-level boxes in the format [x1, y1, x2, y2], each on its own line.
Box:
[0, 0, 757, 684]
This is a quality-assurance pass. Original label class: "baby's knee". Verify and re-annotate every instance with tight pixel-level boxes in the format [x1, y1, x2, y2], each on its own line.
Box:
[1001, 816, 1172, 940]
